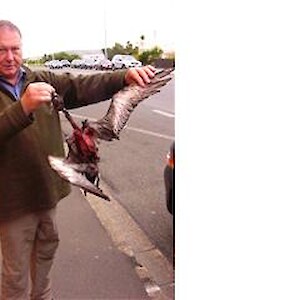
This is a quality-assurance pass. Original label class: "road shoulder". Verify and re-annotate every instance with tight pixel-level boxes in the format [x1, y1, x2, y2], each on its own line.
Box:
[85, 182, 175, 300]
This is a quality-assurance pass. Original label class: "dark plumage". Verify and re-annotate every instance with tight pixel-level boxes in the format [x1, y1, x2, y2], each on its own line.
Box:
[48, 68, 174, 201]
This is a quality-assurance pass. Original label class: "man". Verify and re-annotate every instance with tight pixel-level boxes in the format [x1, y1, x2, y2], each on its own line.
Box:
[0, 20, 156, 299]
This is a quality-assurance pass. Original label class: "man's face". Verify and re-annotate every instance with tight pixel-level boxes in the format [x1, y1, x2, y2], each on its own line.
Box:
[0, 27, 22, 82]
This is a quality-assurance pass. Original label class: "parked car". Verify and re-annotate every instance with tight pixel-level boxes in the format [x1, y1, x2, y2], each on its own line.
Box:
[164, 141, 175, 215]
[60, 59, 70, 67]
[111, 54, 142, 69]
[47, 60, 63, 69]
[70, 59, 83, 68]
[95, 58, 113, 70]
[81, 58, 96, 69]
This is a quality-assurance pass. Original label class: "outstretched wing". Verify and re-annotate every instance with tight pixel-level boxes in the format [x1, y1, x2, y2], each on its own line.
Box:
[89, 68, 174, 141]
[48, 156, 110, 201]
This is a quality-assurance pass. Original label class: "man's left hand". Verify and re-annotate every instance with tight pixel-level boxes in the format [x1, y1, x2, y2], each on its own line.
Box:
[124, 65, 156, 87]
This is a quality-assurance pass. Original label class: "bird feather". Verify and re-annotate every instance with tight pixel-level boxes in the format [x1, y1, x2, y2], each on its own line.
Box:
[48, 156, 110, 200]
[89, 68, 174, 141]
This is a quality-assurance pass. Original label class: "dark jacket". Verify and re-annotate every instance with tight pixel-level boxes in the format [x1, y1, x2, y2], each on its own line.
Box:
[0, 66, 126, 222]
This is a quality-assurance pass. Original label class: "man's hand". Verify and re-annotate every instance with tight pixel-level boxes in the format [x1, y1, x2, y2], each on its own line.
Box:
[20, 82, 55, 115]
[124, 65, 156, 87]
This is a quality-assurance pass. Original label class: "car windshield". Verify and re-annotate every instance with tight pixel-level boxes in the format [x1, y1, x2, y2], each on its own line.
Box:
[123, 55, 136, 61]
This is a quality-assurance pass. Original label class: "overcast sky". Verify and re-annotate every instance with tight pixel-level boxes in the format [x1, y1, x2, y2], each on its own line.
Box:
[1, 0, 175, 58]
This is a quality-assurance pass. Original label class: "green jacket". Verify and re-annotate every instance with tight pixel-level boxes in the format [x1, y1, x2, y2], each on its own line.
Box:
[0, 66, 126, 222]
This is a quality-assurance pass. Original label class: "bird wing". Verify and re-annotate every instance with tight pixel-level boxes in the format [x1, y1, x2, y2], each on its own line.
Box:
[48, 156, 110, 201]
[89, 68, 174, 141]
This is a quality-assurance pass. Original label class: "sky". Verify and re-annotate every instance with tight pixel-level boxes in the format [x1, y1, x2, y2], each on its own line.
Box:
[1, 0, 175, 58]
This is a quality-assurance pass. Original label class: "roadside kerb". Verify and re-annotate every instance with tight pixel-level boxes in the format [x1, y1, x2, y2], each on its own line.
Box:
[84, 183, 175, 300]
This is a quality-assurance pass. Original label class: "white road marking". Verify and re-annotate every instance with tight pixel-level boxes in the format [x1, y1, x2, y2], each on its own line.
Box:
[60, 112, 174, 141]
[152, 109, 175, 118]
[127, 127, 174, 140]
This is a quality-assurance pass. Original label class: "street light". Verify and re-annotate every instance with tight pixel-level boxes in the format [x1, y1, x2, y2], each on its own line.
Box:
[103, 0, 108, 58]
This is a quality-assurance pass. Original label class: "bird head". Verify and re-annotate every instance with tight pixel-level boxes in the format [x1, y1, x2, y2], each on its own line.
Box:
[82, 119, 99, 138]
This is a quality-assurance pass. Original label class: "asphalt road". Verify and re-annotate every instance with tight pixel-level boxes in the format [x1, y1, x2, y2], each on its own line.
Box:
[35, 66, 175, 264]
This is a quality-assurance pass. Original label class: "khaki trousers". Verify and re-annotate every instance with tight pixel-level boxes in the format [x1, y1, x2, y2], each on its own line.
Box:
[0, 208, 59, 300]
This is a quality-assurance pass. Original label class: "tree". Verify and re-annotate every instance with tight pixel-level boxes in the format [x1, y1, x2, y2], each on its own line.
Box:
[138, 46, 164, 65]
[50, 51, 80, 62]
[105, 42, 139, 60]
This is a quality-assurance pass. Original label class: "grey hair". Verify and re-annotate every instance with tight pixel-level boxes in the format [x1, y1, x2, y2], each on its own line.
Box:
[0, 20, 22, 37]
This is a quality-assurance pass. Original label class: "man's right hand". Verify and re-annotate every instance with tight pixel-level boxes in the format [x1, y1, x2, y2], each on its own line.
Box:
[20, 82, 55, 115]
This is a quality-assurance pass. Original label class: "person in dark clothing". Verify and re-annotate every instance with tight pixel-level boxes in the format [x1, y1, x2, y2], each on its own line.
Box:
[0, 19, 155, 299]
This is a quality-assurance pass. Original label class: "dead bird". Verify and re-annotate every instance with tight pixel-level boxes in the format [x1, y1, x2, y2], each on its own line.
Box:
[48, 68, 174, 201]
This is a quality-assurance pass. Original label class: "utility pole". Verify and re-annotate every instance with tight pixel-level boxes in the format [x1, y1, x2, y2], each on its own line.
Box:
[103, 0, 108, 58]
